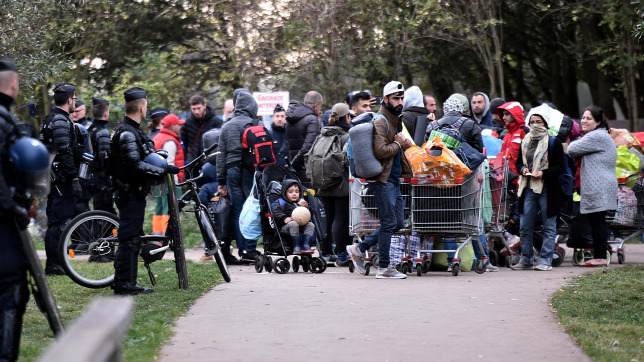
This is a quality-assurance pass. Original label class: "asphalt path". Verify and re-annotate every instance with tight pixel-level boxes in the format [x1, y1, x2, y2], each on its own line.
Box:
[159, 244, 644, 362]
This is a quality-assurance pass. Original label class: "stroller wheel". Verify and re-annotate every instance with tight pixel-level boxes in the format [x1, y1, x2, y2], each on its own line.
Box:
[265, 256, 274, 273]
[301, 256, 310, 272]
[552, 250, 564, 267]
[292, 256, 300, 272]
[254, 255, 264, 273]
[274, 257, 290, 274]
[311, 257, 327, 274]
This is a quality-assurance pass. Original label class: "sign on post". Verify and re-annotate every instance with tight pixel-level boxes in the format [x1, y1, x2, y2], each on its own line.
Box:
[253, 92, 289, 116]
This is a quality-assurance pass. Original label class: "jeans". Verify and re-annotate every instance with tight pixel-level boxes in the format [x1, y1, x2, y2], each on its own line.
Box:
[519, 188, 556, 266]
[227, 166, 256, 256]
[358, 182, 404, 269]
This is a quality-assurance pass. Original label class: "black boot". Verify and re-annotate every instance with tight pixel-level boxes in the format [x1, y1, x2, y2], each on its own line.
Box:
[0, 282, 29, 362]
[221, 240, 242, 265]
[113, 241, 153, 295]
[301, 234, 314, 254]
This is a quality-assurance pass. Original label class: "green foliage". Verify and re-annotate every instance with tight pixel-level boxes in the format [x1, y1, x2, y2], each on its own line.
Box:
[552, 266, 644, 361]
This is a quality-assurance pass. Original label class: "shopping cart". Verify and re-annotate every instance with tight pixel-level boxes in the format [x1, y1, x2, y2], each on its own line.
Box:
[483, 158, 518, 267]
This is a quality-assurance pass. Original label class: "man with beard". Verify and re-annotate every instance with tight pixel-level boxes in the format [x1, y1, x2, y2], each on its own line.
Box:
[286, 91, 323, 188]
[39, 82, 82, 275]
[346, 81, 413, 279]
[471, 92, 494, 129]
[268, 104, 289, 167]
[181, 95, 222, 173]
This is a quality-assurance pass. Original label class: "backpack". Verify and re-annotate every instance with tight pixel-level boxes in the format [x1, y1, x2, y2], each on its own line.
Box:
[548, 136, 574, 197]
[241, 120, 276, 170]
[305, 132, 347, 189]
[426, 117, 467, 150]
[347, 114, 389, 179]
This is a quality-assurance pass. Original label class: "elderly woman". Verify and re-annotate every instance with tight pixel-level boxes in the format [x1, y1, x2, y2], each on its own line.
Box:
[567, 106, 617, 267]
[512, 112, 565, 271]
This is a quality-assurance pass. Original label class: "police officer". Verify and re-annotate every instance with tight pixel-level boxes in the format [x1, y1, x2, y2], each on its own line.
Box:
[40, 82, 82, 275]
[72, 116, 93, 216]
[0, 56, 33, 361]
[72, 98, 92, 127]
[110, 87, 179, 295]
[88, 97, 114, 214]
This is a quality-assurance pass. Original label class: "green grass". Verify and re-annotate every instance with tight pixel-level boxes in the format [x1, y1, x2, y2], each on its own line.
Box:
[551, 265, 644, 362]
[18, 260, 222, 361]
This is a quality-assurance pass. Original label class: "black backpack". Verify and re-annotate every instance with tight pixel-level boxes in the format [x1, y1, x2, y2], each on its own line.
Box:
[241, 120, 276, 170]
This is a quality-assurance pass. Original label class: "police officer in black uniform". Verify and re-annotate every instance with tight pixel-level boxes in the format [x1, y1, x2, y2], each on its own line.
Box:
[72, 98, 92, 127]
[111, 87, 179, 295]
[0, 56, 34, 361]
[88, 97, 114, 214]
[40, 82, 82, 275]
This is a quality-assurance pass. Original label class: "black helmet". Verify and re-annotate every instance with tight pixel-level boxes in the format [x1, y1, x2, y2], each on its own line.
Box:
[202, 128, 221, 166]
[9, 136, 51, 196]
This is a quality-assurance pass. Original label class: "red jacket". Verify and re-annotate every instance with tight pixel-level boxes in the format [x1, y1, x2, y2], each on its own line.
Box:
[154, 128, 185, 182]
[498, 102, 527, 183]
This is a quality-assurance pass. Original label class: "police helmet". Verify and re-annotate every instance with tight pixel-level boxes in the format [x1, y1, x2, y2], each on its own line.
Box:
[75, 123, 93, 153]
[144, 152, 168, 186]
[202, 128, 221, 166]
[9, 137, 51, 196]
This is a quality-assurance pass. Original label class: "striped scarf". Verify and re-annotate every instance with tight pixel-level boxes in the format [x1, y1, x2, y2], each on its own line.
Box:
[518, 125, 549, 197]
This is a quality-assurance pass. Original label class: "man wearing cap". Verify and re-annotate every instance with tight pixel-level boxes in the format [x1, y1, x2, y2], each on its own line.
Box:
[0, 56, 33, 361]
[346, 81, 413, 279]
[148, 108, 169, 139]
[72, 98, 92, 127]
[88, 97, 114, 214]
[39, 82, 82, 275]
[151, 114, 185, 235]
[110, 87, 180, 295]
[268, 104, 289, 167]
[286, 91, 323, 188]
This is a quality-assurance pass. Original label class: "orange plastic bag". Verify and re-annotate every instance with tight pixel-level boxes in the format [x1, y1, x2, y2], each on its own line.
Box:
[420, 136, 472, 182]
[610, 128, 644, 154]
[404, 145, 432, 176]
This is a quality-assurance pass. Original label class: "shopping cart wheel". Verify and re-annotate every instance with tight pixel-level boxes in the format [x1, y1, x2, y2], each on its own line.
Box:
[552, 250, 564, 267]
[348, 262, 354, 273]
[505, 255, 513, 268]
[273, 257, 290, 274]
[422, 260, 431, 273]
[265, 256, 274, 273]
[489, 250, 499, 266]
[416, 264, 422, 277]
[292, 256, 300, 272]
[618, 252, 625, 264]
[571, 249, 583, 266]
[399, 263, 407, 274]
[451, 263, 460, 276]
[364, 263, 371, 276]
[254, 255, 264, 273]
[371, 255, 379, 269]
[473, 259, 486, 274]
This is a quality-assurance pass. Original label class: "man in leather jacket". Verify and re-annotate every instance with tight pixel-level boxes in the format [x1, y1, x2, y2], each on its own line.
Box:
[110, 87, 179, 295]
[39, 82, 82, 276]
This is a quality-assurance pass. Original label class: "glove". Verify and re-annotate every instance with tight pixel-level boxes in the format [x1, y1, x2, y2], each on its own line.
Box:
[72, 178, 83, 198]
[13, 205, 30, 230]
[166, 165, 180, 174]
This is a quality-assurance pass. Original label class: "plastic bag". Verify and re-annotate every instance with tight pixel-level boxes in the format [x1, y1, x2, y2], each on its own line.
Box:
[612, 185, 637, 225]
[239, 179, 262, 240]
[207, 193, 233, 241]
[420, 136, 472, 182]
[616, 145, 640, 187]
[404, 145, 431, 176]
[610, 128, 644, 153]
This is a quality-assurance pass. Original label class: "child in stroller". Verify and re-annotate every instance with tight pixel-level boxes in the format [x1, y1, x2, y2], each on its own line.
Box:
[271, 179, 315, 255]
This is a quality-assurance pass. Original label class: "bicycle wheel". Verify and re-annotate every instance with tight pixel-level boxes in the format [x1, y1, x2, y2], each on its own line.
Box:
[198, 208, 231, 283]
[58, 210, 119, 288]
[167, 176, 189, 289]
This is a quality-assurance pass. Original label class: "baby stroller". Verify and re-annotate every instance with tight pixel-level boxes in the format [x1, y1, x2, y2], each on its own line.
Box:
[253, 164, 328, 274]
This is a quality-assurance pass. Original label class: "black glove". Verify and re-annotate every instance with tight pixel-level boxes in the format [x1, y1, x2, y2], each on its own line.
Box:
[13, 205, 30, 230]
[72, 178, 83, 198]
[166, 165, 180, 174]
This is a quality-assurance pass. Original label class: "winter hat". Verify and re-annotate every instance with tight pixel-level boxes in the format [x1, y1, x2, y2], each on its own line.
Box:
[443, 97, 464, 114]
[489, 98, 506, 115]
[530, 113, 550, 128]
[383, 81, 404, 97]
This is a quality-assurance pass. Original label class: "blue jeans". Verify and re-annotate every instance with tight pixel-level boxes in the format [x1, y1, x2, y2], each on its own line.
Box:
[358, 182, 404, 269]
[519, 188, 556, 266]
[227, 166, 256, 256]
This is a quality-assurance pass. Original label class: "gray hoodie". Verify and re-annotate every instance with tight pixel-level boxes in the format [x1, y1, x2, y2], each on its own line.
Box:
[216, 89, 261, 184]
[472, 92, 493, 128]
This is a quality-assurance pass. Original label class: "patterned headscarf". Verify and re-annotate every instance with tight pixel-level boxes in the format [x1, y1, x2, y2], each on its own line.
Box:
[443, 97, 464, 114]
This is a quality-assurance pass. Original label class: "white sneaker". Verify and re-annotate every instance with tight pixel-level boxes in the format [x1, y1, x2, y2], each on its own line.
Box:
[486, 264, 499, 272]
[376, 267, 407, 279]
[346, 244, 366, 274]
[534, 264, 552, 271]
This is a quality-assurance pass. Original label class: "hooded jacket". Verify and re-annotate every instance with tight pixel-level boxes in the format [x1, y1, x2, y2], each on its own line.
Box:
[181, 104, 222, 164]
[271, 179, 305, 228]
[216, 90, 260, 184]
[472, 92, 494, 128]
[498, 101, 527, 180]
[373, 105, 413, 183]
[401, 86, 430, 136]
[286, 100, 321, 184]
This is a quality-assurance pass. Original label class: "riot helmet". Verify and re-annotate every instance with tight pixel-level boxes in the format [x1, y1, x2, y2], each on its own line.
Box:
[9, 137, 51, 197]
[201, 128, 220, 166]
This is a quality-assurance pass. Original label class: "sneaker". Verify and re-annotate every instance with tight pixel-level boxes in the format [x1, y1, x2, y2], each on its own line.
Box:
[335, 258, 351, 267]
[223, 254, 243, 265]
[447, 265, 453, 272]
[321, 254, 338, 264]
[241, 250, 261, 262]
[199, 253, 214, 263]
[486, 264, 499, 272]
[376, 267, 407, 279]
[534, 264, 552, 271]
[346, 244, 366, 274]
[511, 263, 533, 270]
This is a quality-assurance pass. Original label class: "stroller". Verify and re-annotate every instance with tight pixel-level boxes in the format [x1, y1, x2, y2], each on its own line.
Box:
[253, 164, 328, 274]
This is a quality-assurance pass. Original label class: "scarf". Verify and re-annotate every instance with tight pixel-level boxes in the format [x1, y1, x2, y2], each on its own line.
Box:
[517, 125, 549, 196]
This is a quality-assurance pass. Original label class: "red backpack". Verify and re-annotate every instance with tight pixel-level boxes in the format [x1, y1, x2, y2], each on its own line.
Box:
[241, 120, 276, 170]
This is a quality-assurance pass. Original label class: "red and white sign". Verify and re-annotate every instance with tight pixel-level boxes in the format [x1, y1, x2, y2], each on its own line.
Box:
[253, 92, 289, 116]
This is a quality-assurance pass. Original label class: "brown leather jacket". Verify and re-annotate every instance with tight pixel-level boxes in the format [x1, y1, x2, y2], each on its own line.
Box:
[373, 106, 413, 183]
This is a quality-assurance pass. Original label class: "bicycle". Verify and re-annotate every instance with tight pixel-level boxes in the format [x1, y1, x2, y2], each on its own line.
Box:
[56, 145, 220, 290]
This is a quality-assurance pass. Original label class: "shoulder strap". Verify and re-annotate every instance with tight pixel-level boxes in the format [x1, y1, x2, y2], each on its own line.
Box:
[373, 114, 390, 134]
[452, 117, 468, 130]
[188, 121, 207, 155]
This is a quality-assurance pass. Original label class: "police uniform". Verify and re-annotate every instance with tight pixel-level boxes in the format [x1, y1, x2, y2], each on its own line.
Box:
[74, 99, 92, 128]
[73, 118, 93, 215]
[88, 97, 115, 214]
[110, 87, 175, 295]
[40, 82, 81, 275]
[0, 56, 31, 362]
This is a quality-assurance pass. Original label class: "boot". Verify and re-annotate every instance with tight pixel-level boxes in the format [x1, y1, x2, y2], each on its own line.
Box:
[114, 243, 153, 296]
[301, 234, 314, 254]
[221, 240, 242, 265]
[291, 235, 302, 255]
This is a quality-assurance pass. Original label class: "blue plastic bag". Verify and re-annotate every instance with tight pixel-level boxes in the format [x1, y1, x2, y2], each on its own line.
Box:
[239, 178, 262, 240]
